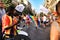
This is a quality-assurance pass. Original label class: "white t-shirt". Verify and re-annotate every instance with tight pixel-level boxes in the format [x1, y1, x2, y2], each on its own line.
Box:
[43, 16, 46, 22]
[38, 18, 40, 21]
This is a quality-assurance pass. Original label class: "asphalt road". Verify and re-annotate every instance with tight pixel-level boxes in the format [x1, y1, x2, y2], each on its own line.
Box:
[24, 22, 51, 40]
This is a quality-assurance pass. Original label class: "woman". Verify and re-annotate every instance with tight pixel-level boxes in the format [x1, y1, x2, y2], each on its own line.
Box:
[50, 1, 60, 40]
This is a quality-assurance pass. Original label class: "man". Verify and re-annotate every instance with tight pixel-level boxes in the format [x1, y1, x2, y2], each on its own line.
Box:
[42, 16, 47, 28]
[2, 4, 25, 40]
[0, 0, 6, 39]
[50, 1, 60, 40]
[0, 0, 6, 23]
[2, 5, 18, 39]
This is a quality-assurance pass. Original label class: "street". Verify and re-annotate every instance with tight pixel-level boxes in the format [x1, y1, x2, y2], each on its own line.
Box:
[24, 22, 51, 40]
[1, 0, 58, 40]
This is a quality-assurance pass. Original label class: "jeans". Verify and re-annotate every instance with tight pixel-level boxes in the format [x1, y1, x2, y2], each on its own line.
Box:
[38, 21, 40, 27]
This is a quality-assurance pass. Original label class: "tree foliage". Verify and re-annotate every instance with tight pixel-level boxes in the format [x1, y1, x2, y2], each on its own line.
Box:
[2, 0, 12, 4]
[40, 12, 44, 17]
[22, 3, 33, 15]
[2, 0, 12, 11]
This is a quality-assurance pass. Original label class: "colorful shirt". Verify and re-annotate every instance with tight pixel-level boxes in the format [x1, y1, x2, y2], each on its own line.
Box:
[2, 14, 17, 38]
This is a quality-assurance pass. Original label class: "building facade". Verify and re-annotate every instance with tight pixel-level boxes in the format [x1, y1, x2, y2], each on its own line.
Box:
[23, 0, 28, 5]
[12, 0, 28, 5]
[44, 0, 60, 12]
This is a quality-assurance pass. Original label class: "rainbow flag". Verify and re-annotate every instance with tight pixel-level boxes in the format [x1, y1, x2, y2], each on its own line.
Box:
[30, 15, 34, 22]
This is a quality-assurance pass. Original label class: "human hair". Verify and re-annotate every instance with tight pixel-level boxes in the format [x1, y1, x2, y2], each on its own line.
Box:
[7, 5, 15, 12]
[56, 1, 60, 15]
[7, 5, 15, 17]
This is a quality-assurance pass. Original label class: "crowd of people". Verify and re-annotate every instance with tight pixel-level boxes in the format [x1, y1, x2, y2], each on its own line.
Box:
[0, 0, 60, 40]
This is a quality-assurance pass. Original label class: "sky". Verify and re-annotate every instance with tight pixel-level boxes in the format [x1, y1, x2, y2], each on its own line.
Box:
[29, 0, 44, 13]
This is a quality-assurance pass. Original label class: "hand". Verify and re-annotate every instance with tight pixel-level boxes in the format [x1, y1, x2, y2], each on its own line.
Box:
[13, 17, 18, 24]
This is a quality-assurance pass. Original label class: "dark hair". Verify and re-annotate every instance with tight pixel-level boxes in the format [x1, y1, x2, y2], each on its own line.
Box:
[7, 5, 15, 12]
[56, 1, 60, 15]
[7, 5, 15, 17]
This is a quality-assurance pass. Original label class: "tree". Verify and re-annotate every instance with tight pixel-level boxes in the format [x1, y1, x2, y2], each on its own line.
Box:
[22, 3, 33, 15]
[40, 12, 44, 17]
[2, 0, 12, 4]
[2, 0, 12, 11]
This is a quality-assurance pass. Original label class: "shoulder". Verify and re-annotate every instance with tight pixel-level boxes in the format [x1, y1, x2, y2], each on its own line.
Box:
[2, 14, 10, 19]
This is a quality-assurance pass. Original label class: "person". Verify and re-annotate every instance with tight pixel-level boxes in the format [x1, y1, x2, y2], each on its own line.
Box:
[0, 0, 6, 39]
[26, 14, 30, 27]
[42, 16, 47, 28]
[2, 5, 18, 39]
[0, 1, 6, 22]
[38, 16, 41, 27]
[50, 1, 60, 40]
[33, 14, 38, 29]
[14, 4, 31, 40]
